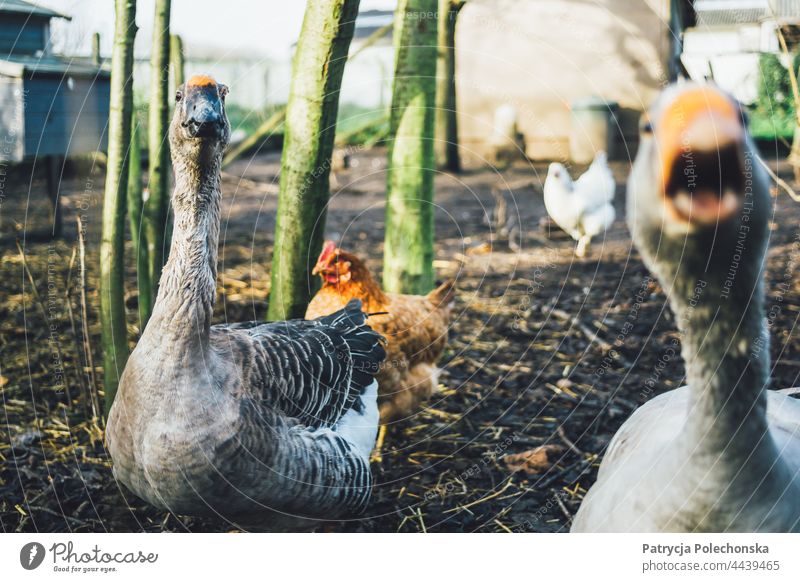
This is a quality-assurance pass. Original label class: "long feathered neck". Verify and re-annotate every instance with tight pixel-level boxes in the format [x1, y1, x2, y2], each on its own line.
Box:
[671, 250, 769, 454]
[646, 178, 772, 459]
[147, 147, 222, 349]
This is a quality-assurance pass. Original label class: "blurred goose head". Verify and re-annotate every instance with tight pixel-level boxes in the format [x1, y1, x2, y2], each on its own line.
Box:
[627, 83, 770, 292]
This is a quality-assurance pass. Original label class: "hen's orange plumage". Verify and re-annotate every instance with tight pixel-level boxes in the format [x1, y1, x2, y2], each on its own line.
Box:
[306, 242, 455, 422]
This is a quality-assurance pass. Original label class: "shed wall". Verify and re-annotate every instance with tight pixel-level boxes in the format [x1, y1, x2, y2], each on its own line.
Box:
[22, 74, 110, 157]
[0, 15, 47, 56]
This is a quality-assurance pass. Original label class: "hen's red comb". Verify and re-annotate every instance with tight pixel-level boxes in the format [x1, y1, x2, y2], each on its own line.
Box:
[316, 240, 337, 265]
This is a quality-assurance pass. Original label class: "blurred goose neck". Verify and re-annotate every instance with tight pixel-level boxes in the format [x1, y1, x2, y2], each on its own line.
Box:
[675, 276, 770, 452]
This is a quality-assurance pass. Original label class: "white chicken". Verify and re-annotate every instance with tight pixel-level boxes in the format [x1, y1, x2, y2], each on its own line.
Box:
[543, 151, 616, 257]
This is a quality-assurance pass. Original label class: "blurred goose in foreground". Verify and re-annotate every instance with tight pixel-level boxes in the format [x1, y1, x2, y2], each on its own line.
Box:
[106, 76, 385, 530]
[572, 83, 800, 532]
[544, 151, 615, 257]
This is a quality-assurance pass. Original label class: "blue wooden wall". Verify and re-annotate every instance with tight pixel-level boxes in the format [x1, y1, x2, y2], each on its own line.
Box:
[0, 15, 46, 56]
[23, 75, 110, 157]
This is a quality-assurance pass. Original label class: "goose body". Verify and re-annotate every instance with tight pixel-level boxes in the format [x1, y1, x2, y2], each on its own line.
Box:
[106, 76, 384, 530]
[574, 385, 800, 532]
[544, 152, 615, 257]
[572, 83, 800, 532]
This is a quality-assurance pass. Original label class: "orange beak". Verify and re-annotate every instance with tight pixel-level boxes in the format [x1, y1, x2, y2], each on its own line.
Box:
[657, 87, 745, 226]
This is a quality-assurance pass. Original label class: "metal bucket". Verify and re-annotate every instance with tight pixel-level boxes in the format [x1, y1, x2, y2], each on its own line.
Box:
[570, 97, 618, 164]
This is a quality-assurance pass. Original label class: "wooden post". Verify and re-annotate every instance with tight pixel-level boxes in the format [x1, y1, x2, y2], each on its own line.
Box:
[45, 155, 63, 238]
[92, 32, 101, 66]
[668, 0, 689, 82]
[127, 109, 152, 329]
[101, 0, 136, 412]
[267, 0, 361, 321]
[143, 0, 171, 307]
[434, 0, 464, 172]
[170, 34, 184, 92]
[383, 0, 438, 295]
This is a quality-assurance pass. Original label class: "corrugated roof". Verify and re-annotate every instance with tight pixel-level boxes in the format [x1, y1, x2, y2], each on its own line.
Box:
[353, 9, 393, 39]
[0, 55, 109, 78]
[696, 8, 766, 26]
[693, 0, 800, 26]
[0, 0, 71, 20]
[769, 0, 800, 18]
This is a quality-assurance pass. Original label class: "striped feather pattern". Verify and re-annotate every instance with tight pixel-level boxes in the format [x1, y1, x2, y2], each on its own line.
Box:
[105, 92, 385, 531]
[220, 299, 384, 426]
[108, 300, 386, 529]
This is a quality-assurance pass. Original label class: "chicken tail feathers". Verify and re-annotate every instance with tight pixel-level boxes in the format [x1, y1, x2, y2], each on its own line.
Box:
[427, 279, 457, 308]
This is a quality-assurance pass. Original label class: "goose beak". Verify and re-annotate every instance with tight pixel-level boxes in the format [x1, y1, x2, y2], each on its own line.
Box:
[181, 75, 226, 139]
[657, 87, 746, 227]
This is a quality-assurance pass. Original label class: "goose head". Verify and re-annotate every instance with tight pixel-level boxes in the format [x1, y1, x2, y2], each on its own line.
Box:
[627, 83, 770, 297]
[169, 74, 231, 163]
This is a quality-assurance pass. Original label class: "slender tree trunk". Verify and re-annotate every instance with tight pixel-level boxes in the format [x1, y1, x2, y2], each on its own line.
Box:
[143, 0, 171, 306]
[383, 0, 438, 295]
[781, 40, 800, 183]
[127, 109, 152, 329]
[267, 0, 361, 321]
[101, 0, 136, 412]
[434, 0, 463, 172]
[170, 34, 184, 92]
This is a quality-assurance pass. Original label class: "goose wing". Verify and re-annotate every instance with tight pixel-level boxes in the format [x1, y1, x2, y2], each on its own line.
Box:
[215, 299, 385, 428]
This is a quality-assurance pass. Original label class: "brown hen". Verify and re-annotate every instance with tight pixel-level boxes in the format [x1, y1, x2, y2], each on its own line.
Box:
[306, 241, 455, 425]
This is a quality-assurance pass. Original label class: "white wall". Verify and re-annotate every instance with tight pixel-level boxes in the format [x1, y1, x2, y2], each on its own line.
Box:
[455, 0, 669, 161]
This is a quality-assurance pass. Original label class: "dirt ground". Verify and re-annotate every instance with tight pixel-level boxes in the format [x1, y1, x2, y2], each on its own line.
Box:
[1, 148, 799, 532]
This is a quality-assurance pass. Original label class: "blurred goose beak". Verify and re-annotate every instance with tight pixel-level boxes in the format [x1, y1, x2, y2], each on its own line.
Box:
[657, 87, 746, 226]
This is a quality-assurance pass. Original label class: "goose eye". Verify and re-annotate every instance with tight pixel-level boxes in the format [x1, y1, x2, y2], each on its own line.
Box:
[175, 90, 183, 103]
[640, 119, 653, 135]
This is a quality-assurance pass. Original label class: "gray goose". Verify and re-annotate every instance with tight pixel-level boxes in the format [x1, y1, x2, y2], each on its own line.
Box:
[572, 83, 800, 532]
[106, 75, 385, 530]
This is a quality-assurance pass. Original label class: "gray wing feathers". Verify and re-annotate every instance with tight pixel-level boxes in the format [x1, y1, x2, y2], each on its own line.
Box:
[190, 300, 384, 524]
[215, 300, 385, 429]
[218, 403, 374, 520]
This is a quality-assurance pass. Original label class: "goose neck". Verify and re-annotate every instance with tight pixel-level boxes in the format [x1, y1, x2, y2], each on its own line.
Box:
[147, 155, 221, 348]
[666, 231, 771, 457]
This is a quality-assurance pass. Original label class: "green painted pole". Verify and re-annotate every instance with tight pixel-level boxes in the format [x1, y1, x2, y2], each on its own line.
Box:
[100, 0, 137, 412]
[384, 0, 438, 294]
[267, 0, 361, 321]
